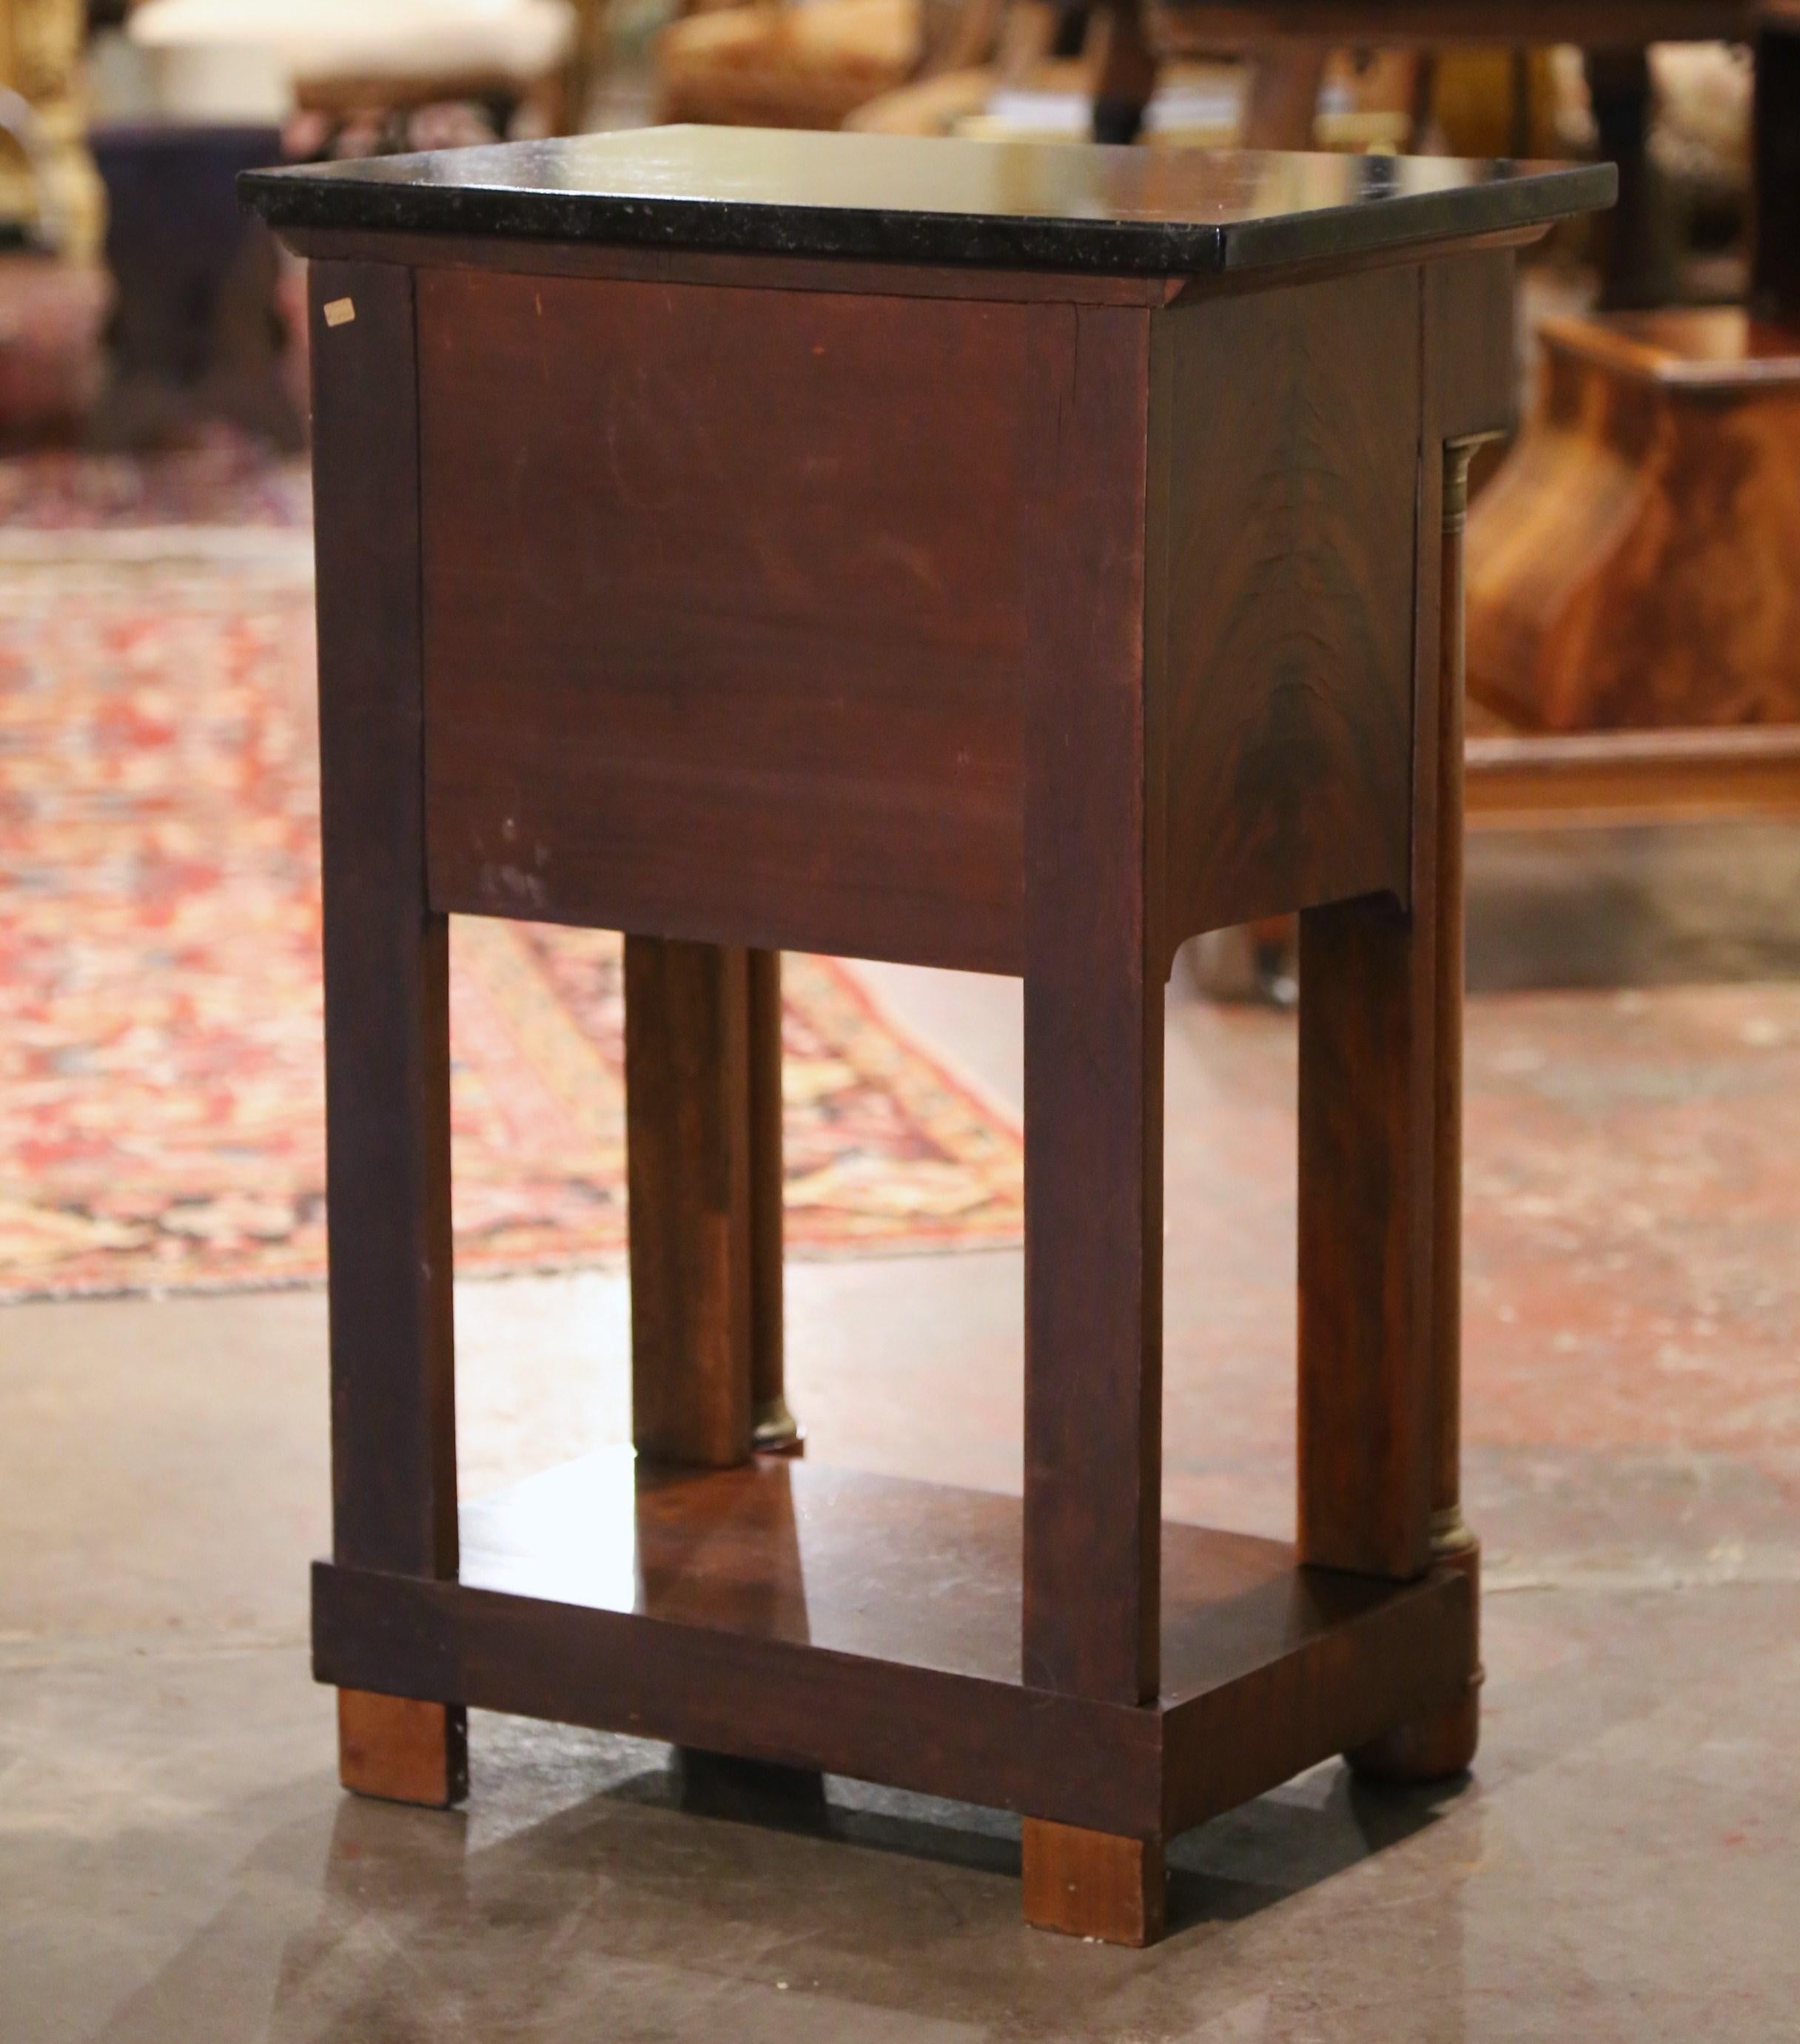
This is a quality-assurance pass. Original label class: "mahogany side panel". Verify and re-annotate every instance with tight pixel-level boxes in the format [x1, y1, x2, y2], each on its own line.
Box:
[1155, 264, 1420, 954]
[310, 259, 458, 1582]
[416, 268, 1035, 972]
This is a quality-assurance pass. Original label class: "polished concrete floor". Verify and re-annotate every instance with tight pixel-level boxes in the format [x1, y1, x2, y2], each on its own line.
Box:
[5, 824, 1800, 2043]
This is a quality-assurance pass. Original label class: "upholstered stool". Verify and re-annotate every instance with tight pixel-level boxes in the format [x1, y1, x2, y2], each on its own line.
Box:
[130, 0, 580, 135]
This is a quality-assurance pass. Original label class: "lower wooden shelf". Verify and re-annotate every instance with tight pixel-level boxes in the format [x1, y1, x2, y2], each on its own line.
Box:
[313, 1449, 1472, 1840]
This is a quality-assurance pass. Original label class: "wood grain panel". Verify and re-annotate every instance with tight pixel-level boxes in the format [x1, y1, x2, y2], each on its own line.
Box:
[417, 269, 1038, 972]
[1155, 264, 1420, 952]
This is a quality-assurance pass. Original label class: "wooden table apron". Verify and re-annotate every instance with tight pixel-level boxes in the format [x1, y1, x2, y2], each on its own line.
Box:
[295, 225, 1513, 1932]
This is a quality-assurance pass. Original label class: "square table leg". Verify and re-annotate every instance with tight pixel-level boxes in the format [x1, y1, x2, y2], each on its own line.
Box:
[1020, 299, 1166, 1940]
[1299, 438, 1482, 1781]
[310, 258, 466, 1807]
[625, 937, 786, 1468]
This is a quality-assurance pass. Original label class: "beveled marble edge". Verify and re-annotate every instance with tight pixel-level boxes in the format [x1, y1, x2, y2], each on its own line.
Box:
[241, 139, 1614, 280]
[1210, 161, 1613, 272]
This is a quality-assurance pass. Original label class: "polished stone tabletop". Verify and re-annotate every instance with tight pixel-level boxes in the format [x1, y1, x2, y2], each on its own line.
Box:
[242, 125, 1614, 277]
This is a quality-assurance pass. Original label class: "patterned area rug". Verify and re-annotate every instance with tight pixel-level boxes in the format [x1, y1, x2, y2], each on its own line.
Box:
[0, 485, 1022, 1300]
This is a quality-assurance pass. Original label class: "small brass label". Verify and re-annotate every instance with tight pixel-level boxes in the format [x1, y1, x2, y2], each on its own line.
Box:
[323, 297, 357, 329]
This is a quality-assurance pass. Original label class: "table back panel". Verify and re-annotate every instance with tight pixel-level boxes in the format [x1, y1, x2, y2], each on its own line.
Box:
[417, 268, 1042, 972]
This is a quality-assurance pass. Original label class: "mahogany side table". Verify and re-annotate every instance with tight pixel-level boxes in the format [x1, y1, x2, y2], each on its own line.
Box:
[243, 128, 1610, 1946]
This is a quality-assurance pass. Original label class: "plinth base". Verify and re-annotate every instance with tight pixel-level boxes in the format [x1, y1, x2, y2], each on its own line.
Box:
[318, 1450, 1474, 1942]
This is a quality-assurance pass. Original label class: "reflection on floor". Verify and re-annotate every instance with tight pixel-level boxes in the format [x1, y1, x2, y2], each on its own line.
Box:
[4, 821, 1799, 2041]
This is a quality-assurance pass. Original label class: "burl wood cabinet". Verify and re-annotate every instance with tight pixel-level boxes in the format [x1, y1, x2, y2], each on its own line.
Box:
[244, 127, 1609, 1946]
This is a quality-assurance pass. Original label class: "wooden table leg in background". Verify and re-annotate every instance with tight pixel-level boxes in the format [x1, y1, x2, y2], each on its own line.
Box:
[625, 937, 789, 1468]
[1089, 0, 1161, 143]
[1584, 48, 1678, 311]
[312, 258, 466, 1809]
[746, 949, 799, 1452]
[1238, 44, 1327, 149]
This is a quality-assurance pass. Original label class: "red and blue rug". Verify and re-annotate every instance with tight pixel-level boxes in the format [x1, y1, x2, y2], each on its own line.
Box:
[0, 463, 1023, 1298]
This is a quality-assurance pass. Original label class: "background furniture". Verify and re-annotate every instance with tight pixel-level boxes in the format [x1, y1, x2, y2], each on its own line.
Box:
[128, 0, 582, 143]
[246, 125, 1608, 1946]
[1086, 0, 1759, 306]
[654, 0, 1012, 130]
[87, 121, 303, 447]
[0, 0, 102, 254]
[656, 0, 924, 128]
[1464, 7, 1800, 807]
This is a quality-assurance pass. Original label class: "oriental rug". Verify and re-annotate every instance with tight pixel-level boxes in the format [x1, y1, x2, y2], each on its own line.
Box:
[0, 492, 1023, 1300]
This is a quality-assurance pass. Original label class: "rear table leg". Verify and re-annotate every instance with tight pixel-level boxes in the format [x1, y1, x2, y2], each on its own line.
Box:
[625, 938, 791, 1467]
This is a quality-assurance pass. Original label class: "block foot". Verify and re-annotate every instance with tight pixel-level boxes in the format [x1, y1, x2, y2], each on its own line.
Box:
[676, 1747, 827, 1823]
[1022, 1818, 1166, 1946]
[338, 1689, 469, 1808]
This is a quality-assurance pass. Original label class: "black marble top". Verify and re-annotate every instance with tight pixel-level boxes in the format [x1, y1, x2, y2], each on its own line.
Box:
[241, 126, 1613, 278]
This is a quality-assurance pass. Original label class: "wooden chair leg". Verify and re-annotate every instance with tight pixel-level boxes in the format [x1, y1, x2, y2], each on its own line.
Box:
[1022, 1819, 1166, 1946]
[338, 1690, 469, 1809]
